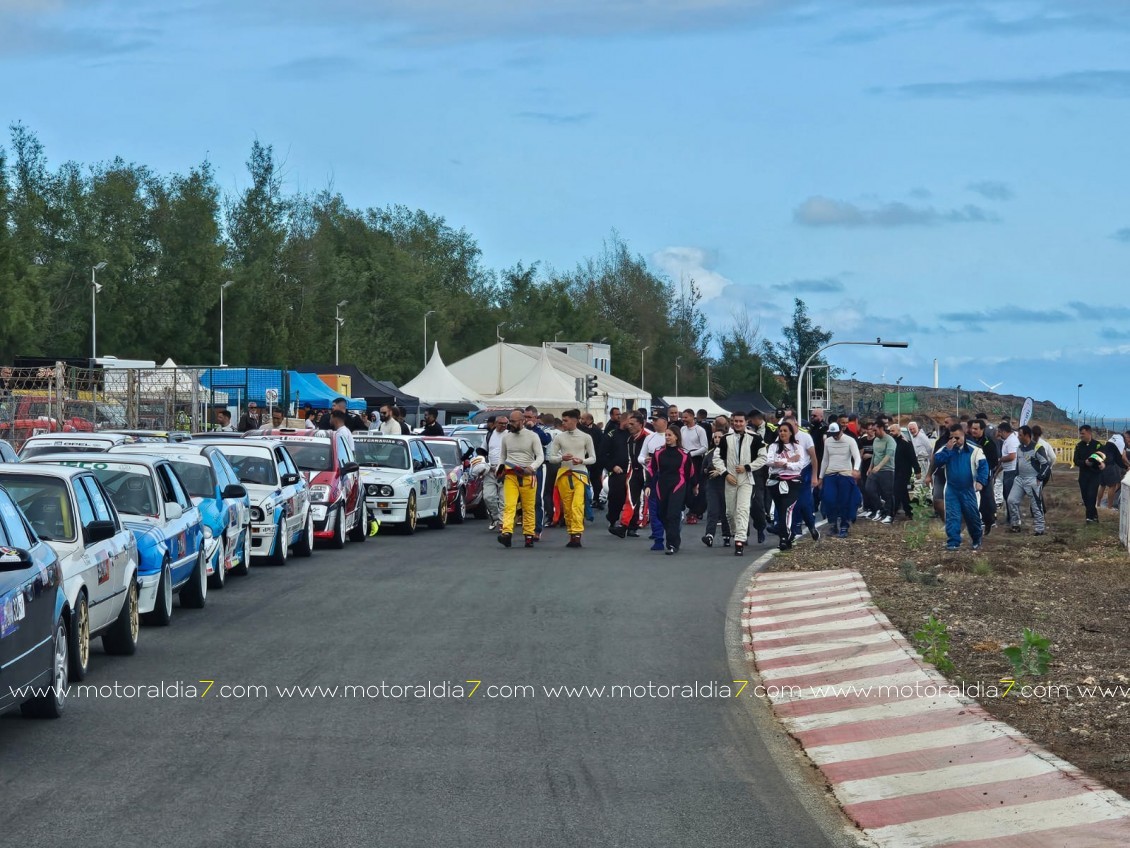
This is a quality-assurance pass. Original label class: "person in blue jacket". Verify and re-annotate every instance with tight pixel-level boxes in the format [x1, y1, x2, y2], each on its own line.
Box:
[932, 423, 990, 551]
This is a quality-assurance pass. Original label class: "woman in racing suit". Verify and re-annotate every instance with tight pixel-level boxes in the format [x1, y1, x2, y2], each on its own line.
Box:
[645, 428, 698, 554]
[766, 422, 807, 551]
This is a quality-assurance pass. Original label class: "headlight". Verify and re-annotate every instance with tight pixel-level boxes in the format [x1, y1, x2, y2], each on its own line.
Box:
[309, 484, 330, 503]
[366, 483, 379, 496]
[365, 483, 395, 497]
[251, 506, 264, 522]
[204, 525, 214, 540]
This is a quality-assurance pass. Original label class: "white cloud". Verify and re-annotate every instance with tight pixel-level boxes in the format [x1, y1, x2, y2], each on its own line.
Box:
[650, 246, 734, 301]
[794, 195, 997, 227]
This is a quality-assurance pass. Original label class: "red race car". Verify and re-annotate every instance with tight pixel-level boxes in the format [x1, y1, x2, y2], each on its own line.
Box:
[420, 436, 487, 523]
[267, 430, 365, 548]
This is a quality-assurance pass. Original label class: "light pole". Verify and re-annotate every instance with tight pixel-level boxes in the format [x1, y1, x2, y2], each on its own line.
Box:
[219, 280, 234, 365]
[554, 331, 563, 343]
[675, 356, 682, 396]
[91, 261, 107, 360]
[424, 310, 437, 367]
[334, 300, 348, 366]
[640, 345, 650, 391]
[1077, 383, 1083, 423]
[896, 377, 903, 422]
[796, 338, 908, 421]
[850, 371, 857, 413]
[956, 385, 961, 417]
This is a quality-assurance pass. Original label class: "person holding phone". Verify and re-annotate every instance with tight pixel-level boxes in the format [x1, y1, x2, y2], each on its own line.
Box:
[932, 424, 990, 551]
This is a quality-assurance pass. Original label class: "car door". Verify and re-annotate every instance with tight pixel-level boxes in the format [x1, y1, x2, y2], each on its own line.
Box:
[415, 442, 444, 515]
[154, 463, 194, 582]
[79, 474, 131, 627]
[337, 434, 359, 522]
[0, 490, 51, 669]
[275, 447, 301, 536]
[68, 476, 114, 632]
[406, 441, 429, 513]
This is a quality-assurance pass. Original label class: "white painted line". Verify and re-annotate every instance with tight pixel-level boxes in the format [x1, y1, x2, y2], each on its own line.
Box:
[751, 578, 866, 599]
[745, 600, 871, 624]
[747, 591, 868, 612]
[782, 695, 961, 733]
[768, 670, 928, 705]
[835, 755, 1059, 806]
[756, 630, 899, 661]
[755, 569, 856, 584]
[865, 792, 1130, 848]
[759, 649, 911, 682]
[806, 720, 1013, 766]
[749, 615, 881, 639]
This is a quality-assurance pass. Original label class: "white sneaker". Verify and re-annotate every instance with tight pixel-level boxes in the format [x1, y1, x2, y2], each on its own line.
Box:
[860, 511, 873, 519]
[881, 516, 892, 525]
[870, 513, 883, 521]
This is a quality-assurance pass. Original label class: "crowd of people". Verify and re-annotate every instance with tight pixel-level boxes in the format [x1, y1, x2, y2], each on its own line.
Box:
[475, 404, 1130, 555]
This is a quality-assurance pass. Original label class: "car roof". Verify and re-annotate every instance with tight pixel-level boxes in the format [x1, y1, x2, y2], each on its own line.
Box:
[25, 432, 126, 443]
[0, 462, 91, 481]
[354, 433, 416, 442]
[262, 429, 329, 440]
[111, 443, 210, 456]
[23, 451, 168, 468]
[185, 437, 281, 449]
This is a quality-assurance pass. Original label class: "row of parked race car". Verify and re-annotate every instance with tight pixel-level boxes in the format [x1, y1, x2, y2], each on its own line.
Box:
[0, 425, 489, 720]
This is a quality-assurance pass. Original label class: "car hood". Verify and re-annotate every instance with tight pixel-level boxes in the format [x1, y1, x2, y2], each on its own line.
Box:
[359, 467, 409, 484]
[121, 520, 166, 545]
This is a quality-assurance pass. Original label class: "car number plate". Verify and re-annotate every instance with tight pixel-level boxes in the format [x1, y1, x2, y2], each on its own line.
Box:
[0, 589, 26, 638]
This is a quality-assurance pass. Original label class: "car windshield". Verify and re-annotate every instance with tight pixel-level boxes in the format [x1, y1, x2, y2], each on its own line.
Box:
[427, 442, 461, 468]
[284, 442, 333, 472]
[20, 442, 110, 459]
[0, 474, 76, 542]
[354, 440, 409, 470]
[168, 460, 214, 499]
[219, 448, 279, 486]
[69, 464, 158, 518]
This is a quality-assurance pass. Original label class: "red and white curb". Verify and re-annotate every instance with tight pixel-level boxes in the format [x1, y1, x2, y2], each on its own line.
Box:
[743, 567, 1130, 847]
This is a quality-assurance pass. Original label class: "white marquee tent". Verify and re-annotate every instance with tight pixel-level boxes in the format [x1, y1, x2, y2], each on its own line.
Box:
[401, 344, 482, 407]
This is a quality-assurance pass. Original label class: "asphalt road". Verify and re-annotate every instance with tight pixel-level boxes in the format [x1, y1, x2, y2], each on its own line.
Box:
[1, 511, 857, 848]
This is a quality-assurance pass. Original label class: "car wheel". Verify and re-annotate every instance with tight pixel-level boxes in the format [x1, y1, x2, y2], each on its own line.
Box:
[270, 518, 289, 565]
[180, 549, 208, 609]
[69, 592, 90, 681]
[208, 539, 226, 590]
[451, 489, 466, 524]
[142, 560, 174, 626]
[348, 501, 367, 543]
[103, 581, 139, 656]
[329, 504, 346, 549]
[21, 616, 68, 719]
[398, 492, 417, 535]
[293, 513, 314, 557]
[232, 529, 251, 575]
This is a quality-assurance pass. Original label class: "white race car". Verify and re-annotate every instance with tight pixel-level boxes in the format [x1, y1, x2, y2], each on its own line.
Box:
[353, 434, 447, 534]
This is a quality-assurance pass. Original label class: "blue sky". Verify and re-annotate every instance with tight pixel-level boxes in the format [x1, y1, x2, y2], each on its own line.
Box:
[4, 0, 1130, 416]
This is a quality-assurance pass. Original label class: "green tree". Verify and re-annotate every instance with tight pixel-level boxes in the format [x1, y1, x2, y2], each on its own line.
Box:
[712, 308, 765, 400]
[762, 298, 833, 414]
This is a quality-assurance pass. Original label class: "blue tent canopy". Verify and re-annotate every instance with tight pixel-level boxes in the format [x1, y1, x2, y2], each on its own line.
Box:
[289, 371, 365, 410]
[197, 368, 365, 410]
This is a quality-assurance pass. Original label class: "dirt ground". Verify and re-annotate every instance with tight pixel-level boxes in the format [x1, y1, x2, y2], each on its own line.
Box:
[765, 475, 1130, 798]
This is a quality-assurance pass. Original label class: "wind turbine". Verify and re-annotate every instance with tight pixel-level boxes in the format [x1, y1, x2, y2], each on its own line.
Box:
[978, 379, 1004, 392]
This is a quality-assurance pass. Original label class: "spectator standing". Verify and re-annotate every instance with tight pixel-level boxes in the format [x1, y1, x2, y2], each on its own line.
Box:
[237, 402, 261, 433]
[1099, 433, 1128, 509]
[645, 428, 698, 554]
[889, 424, 921, 518]
[1073, 425, 1103, 523]
[421, 408, 445, 436]
[998, 422, 1019, 504]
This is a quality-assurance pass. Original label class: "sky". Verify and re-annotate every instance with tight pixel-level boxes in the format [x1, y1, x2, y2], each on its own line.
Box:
[3, 0, 1129, 416]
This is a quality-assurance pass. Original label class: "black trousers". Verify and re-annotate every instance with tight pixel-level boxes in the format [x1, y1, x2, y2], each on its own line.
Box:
[659, 491, 688, 549]
[607, 471, 643, 528]
[771, 482, 802, 548]
[687, 456, 707, 516]
[543, 463, 560, 522]
[1080, 472, 1102, 521]
[895, 472, 914, 517]
[979, 483, 996, 529]
[703, 476, 731, 539]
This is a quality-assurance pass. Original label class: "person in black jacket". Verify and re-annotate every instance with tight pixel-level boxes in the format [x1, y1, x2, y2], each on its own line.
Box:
[889, 424, 922, 518]
[606, 412, 647, 537]
[1074, 425, 1104, 522]
[318, 397, 367, 432]
[579, 412, 605, 510]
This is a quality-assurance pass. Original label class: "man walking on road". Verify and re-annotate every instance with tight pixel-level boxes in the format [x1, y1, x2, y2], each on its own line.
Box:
[864, 421, 897, 523]
[547, 409, 596, 548]
[933, 424, 989, 551]
[498, 409, 545, 548]
[967, 419, 1000, 534]
[712, 412, 766, 556]
[639, 413, 669, 542]
[680, 409, 709, 524]
[607, 412, 647, 538]
[701, 416, 732, 547]
[481, 414, 509, 530]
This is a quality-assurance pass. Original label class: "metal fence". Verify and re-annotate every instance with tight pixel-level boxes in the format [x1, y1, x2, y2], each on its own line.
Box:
[0, 363, 270, 451]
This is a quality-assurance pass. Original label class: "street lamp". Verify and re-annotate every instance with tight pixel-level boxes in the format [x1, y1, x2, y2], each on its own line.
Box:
[796, 338, 908, 421]
[554, 331, 563, 343]
[219, 280, 234, 365]
[424, 310, 437, 367]
[850, 371, 857, 413]
[496, 322, 506, 343]
[1077, 383, 1083, 422]
[956, 384, 961, 417]
[91, 261, 107, 360]
[896, 377, 903, 421]
[640, 345, 650, 391]
[335, 300, 348, 366]
[675, 356, 682, 396]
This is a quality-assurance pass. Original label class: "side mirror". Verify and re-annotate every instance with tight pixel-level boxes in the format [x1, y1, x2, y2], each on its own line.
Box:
[341, 462, 359, 475]
[282, 472, 301, 486]
[0, 546, 33, 570]
[165, 503, 184, 520]
[413, 460, 423, 472]
[84, 520, 117, 544]
[221, 483, 247, 500]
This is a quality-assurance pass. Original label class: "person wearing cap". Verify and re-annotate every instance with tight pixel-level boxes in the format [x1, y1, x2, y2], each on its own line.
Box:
[237, 402, 262, 433]
[639, 413, 669, 543]
[819, 422, 861, 537]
